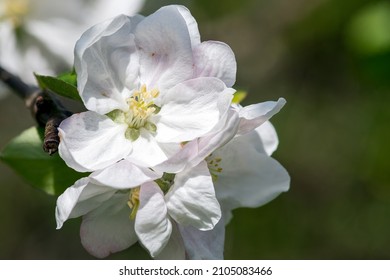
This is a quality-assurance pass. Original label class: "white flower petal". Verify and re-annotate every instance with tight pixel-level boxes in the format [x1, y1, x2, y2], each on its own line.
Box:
[214, 130, 290, 210]
[178, 217, 225, 260]
[154, 109, 239, 173]
[55, 178, 115, 229]
[126, 129, 178, 167]
[75, 15, 139, 114]
[153, 140, 199, 174]
[166, 161, 221, 230]
[80, 193, 137, 258]
[154, 77, 233, 143]
[135, 182, 172, 257]
[0, 23, 18, 75]
[194, 41, 236, 87]
[90, 160, 162, 189]
[256, 121, 279, 156]
[155, 222, 186, 260]
[134, 5, 194, 90]
[191, 109, 239, 167]
[26, 19, 82, 65]
[177, 5, 201, 48]
[238, 98, 286, 135]
[58, 111, 132, 172]
[0, 22, 54, 84]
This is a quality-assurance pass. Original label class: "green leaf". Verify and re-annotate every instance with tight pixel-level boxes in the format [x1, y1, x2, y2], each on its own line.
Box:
[57, 70, 77, 87]
[232, 90, 247, 104]
[0, 127, 87, 196]
[34, 73, 81, 101]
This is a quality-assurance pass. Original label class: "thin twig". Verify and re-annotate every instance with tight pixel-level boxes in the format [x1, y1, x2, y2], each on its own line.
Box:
[0, 65, 37, 99]
[0, 65, 72, 155]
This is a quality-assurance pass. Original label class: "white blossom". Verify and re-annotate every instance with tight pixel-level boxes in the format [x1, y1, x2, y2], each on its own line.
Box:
[154, 98, 286, 174]
[152, 100, 290, 258]
[58, 5, 236, 171]
[54, 4, 289, 260]
[211, 121, 290, 223]
[56, 160, 221, 259]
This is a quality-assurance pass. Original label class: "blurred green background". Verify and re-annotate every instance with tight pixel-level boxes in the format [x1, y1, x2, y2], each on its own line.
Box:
[1, 0, 390, 259]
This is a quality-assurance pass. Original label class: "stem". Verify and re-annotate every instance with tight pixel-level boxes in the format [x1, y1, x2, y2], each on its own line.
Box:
[0, 65, 37, 99]
[0, 65, 72, 155]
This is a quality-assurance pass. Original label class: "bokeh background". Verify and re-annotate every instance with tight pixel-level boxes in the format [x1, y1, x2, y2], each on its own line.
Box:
[1, 0, 390, 259]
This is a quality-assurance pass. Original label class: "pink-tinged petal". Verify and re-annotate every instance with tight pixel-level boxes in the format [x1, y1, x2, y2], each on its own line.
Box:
[178, 217, 225, 260]
[75, 15, 139, 114]
[90, 159, 162, 189]
[237, 98, 286, 135]
[55, 178, 116, 229]
[155, 222, 186, 260]
[135, 181, 172, 257]
[166, 161, 221, 230]
[194, 41, 236, 87]
[126, 129, 178, 167]
[154, 109, 239, 173]
[214, 130, 290, 210]
[134, 5, 194, 90]
[256, 121, 279, 156]
[58, 111, 132, 172]
[80, 193, 137, 258]
[153, 77, 233, 143]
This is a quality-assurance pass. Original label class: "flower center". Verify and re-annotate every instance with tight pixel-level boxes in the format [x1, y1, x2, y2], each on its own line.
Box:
[125, 84, 159, 128]
[107, 84, 160, 141]
[1, 0, 29, 27]
[206, 154, 223, 182]
[127, 187, 140, 220]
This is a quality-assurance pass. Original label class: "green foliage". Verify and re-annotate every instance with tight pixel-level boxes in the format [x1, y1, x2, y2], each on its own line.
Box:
[346, 2, 390, 55]
[57, 70, 77, 87]
[343, 2, 390, 86]
[0, 127, 87, 196]
[287, 0, 370, 47]
[34, 73, 81, 102]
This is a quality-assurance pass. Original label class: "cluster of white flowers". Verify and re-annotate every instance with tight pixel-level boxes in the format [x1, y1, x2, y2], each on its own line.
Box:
[55, 5, 290, 259]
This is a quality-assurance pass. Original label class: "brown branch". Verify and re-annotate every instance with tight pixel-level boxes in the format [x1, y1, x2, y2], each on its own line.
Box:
[0, 65, 72, 155]
[0, 65, 36, 99]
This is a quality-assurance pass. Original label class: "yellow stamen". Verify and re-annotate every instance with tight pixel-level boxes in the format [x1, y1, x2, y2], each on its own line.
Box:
[124, 84, 160, 133]
[206, 155, 223, 182]
[107, 84, 160, 141]
[127, 187, 140, 220]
